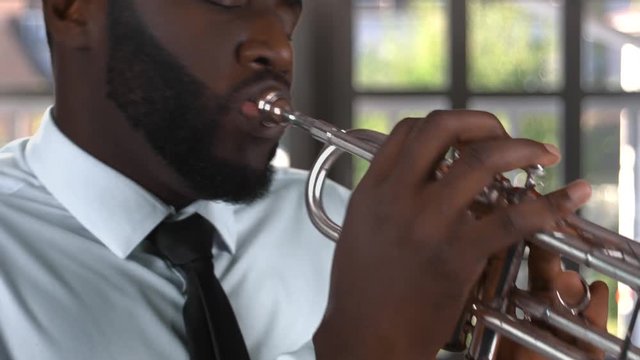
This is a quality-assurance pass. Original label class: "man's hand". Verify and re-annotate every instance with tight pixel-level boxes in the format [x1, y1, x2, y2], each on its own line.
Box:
[496, 246, 609, 359]
[313, 110, 593, 360]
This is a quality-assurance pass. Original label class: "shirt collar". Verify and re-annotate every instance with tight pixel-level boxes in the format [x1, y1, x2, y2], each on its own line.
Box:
[25, 108, 238, 259]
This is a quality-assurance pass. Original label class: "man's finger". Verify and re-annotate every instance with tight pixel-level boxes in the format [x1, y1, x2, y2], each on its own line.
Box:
[529, 245, 563, 292]
[433, 138, 560, 213]
[579, 281, 609, 359]
[553, 270, 587, 307]
[583, 281, 609, 330]
[366, 118, 420, 183]
[396, 110, 509, 184]
[462, 180, 592, 257]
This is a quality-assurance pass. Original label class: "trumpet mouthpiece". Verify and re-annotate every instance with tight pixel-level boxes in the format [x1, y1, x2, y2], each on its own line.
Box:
[257, 91, 293, 127]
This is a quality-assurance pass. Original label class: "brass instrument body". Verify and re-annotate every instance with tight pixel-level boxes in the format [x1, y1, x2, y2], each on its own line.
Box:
[257, 93, 640, 360]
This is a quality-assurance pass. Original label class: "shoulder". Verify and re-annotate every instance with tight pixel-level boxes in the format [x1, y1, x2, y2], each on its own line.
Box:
[0, 138, 39, 195]
[0, 138, 65, 232]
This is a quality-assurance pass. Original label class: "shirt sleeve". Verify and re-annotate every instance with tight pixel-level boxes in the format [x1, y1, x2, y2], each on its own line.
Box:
[276, 340, 316, 360]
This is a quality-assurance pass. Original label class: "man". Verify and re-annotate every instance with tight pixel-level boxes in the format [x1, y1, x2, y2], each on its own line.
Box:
[0, 0, 607, 359]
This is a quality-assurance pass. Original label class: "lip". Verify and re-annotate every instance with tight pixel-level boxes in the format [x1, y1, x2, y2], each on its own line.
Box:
[231, 80, 293, 140]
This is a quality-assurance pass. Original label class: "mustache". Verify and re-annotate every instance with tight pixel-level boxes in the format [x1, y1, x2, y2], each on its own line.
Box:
[228, 70, 292, 99]
[207, 70, 291, 119]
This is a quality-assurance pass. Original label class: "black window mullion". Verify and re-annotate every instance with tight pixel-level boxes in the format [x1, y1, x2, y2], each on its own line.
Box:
[328, 0, 354, 187]
[450, 0, 468, 109]
[564, 1, 584, 184]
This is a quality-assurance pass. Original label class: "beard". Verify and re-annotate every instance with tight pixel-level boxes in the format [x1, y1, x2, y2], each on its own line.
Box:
[105, 0, 277, 204]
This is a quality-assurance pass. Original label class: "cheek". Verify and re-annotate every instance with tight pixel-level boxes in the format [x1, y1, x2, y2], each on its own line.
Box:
[132, 1, 246, 93]
[162, 21, 242, 93]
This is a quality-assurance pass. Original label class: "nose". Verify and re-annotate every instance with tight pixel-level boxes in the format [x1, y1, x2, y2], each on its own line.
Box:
[237, 15, 294, 78]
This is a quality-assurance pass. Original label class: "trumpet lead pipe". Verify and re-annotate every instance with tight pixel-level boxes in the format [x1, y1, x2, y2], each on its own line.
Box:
[257, 92, 378, 161]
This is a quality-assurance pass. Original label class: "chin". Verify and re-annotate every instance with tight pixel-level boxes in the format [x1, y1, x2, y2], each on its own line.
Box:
[229, 144, 279, 171]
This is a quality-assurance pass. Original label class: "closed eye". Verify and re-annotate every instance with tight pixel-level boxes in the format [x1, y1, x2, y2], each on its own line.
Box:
[286, 0, 302, 6]
[205, 0, 247, 8]
[284, 0, 302, 10]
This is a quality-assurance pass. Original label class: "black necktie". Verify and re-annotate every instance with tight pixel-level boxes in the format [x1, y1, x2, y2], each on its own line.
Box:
[149, 214, 251, 360]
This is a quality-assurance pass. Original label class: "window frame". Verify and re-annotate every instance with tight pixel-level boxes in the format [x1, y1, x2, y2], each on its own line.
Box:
[291, 1, 640, 188]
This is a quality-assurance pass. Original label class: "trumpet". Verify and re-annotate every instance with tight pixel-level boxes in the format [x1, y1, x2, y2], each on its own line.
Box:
[257, 92, 640, 360]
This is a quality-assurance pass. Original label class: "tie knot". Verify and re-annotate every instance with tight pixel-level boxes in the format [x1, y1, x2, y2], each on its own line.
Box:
[150, 213, 217, 265]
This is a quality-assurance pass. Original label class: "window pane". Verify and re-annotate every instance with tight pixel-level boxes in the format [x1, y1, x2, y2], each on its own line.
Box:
[580, 98, 635, 231]
[0, 100, 47, 146]
[353, 96, 449, 183]
[0, 0, 50, 93]
[355, 95, 449, 131]
[583, 1, 640, 92]
[581, 98, 640, 336]
[353, 0, 449, 90]
[468, 0, 563, 92]
[468, 97, 563, 191]
[0, 0, 51, 146]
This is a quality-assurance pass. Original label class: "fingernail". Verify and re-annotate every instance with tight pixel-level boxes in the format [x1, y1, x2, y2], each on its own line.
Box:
[567, 180, 592, 204]
[544, 143, 561, 158]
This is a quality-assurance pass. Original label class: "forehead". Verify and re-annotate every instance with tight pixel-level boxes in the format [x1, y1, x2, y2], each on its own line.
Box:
[121, 0, 303, 23]
[130, 0, 303, 12]
[113, 5, 298, 35]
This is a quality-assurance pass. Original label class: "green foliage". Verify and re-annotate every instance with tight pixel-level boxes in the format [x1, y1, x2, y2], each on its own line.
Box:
[468, 1, 560, 92]
[354, 2, 447, 89]
[356, 1, 560, 92]
[582, 121, 620, 185]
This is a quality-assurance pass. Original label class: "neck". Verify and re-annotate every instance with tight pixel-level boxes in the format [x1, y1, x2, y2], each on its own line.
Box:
[52, 56, 199, 208]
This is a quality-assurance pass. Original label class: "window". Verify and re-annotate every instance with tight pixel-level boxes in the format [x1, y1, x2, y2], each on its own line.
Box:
[308, 0, 640, 339]
[0, 0, 52, 145]
[351, 1, 570, 185]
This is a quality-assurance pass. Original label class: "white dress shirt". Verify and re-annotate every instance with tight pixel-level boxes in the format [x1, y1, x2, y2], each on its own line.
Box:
[0, 109, 350, 360]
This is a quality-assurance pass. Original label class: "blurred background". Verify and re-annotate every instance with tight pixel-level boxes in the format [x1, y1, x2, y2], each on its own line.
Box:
[2, 0, 640, 350]
[0, 0, 50, 145]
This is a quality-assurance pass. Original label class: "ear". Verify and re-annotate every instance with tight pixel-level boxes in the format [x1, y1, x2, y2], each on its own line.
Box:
[43, 0, 92, 50]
